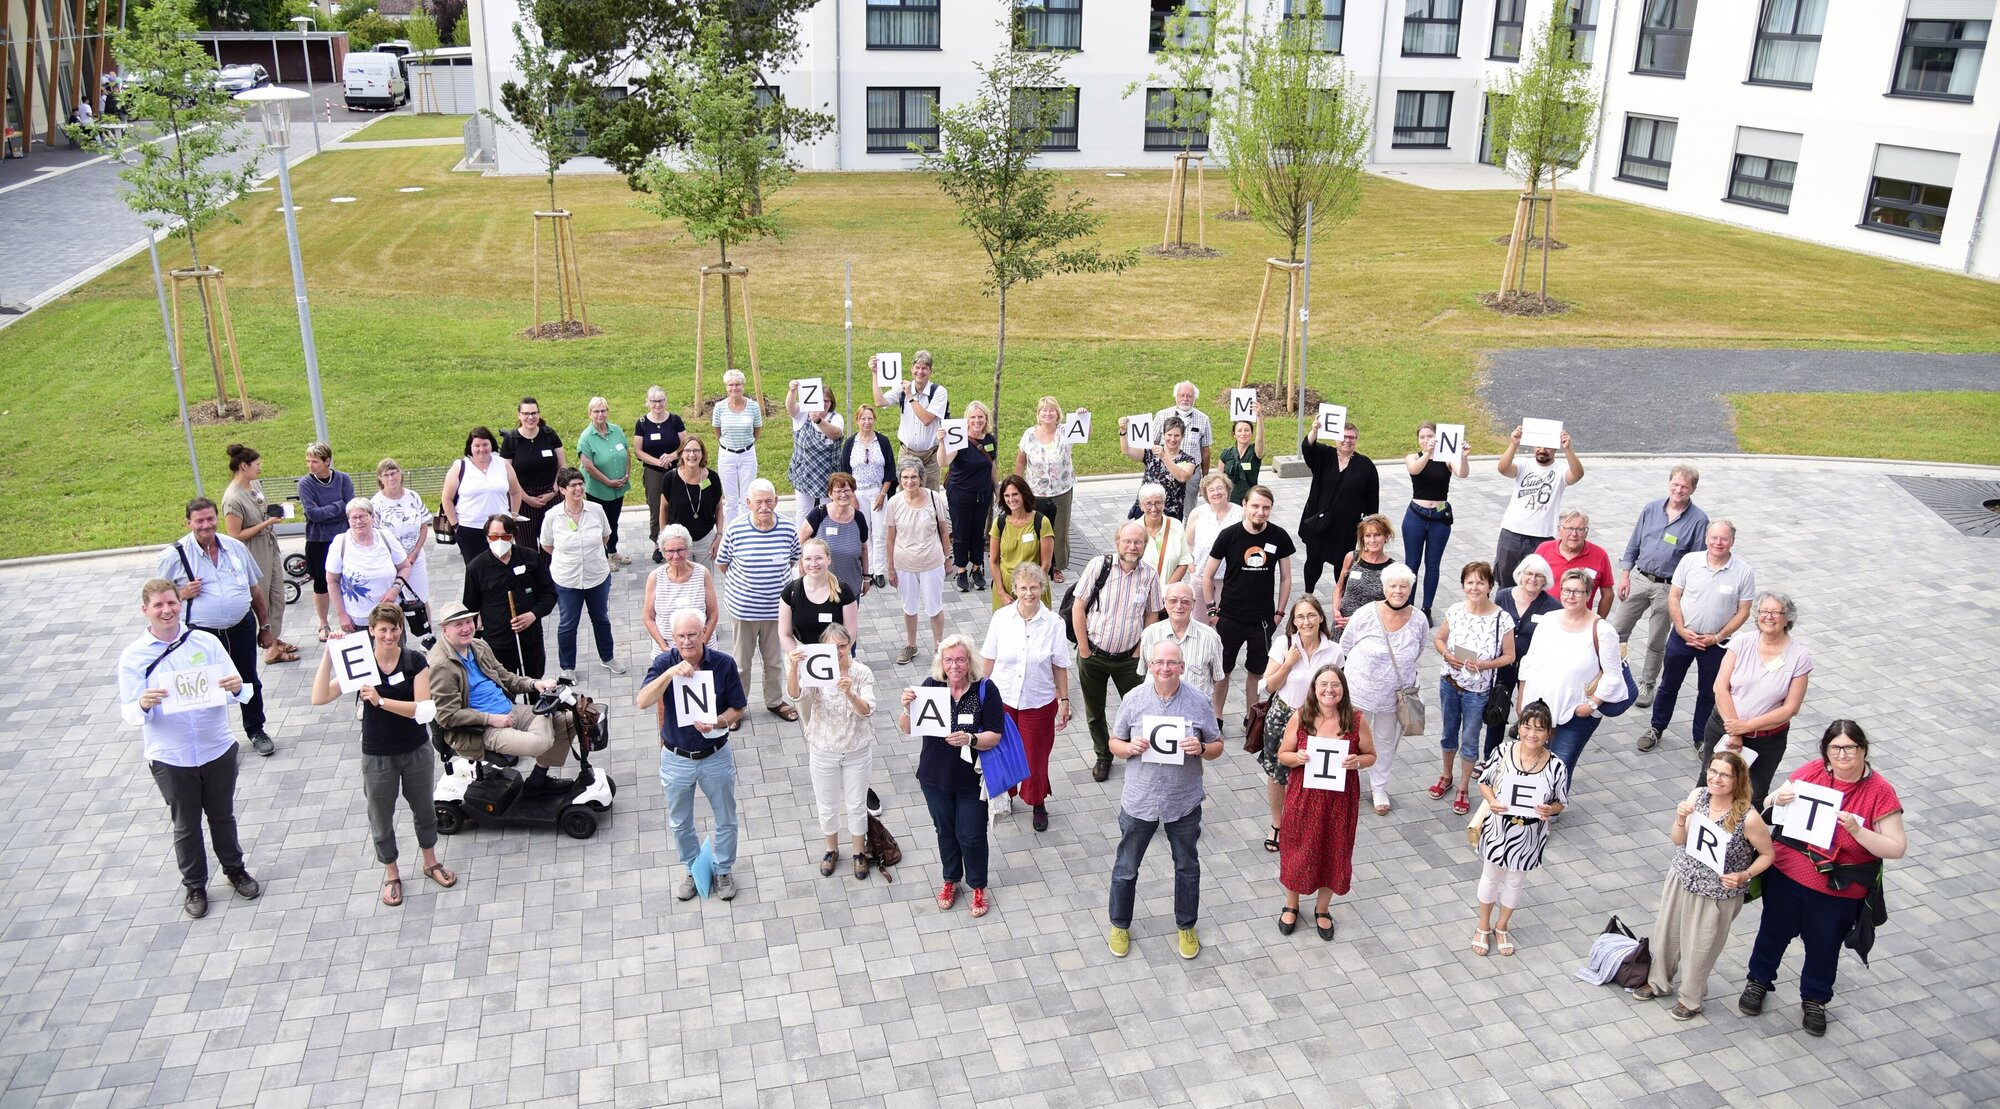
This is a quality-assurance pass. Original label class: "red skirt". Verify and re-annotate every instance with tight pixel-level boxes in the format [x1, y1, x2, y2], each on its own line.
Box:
[1280, 759, 1360, 896]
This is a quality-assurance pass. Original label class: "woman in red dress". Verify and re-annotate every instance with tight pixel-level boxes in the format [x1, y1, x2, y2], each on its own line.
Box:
[1275, 665, 1377, 941]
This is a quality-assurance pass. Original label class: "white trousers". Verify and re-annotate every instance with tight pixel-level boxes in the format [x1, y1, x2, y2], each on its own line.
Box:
[809, 745, 873, 837]
[1477, 861, 1530, 909]
[1360, 706, 1400, 795]
[718, 447, 758, 528]
[857, 493, 886, 575]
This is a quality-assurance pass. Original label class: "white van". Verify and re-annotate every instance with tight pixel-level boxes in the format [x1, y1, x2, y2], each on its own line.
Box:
[343, 52, 409, 110]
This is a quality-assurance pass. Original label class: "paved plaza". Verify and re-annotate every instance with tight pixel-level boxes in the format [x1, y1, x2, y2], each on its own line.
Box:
[1, 454, 1996, 1108]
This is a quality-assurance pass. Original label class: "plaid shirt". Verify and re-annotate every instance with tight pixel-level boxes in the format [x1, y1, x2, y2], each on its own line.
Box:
[788, 415, 844, 498]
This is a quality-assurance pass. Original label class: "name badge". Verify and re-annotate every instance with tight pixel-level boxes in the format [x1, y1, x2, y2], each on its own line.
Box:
[818, 612, 833, 623]
[1263, 543, 1277, 554]
[648, 433, 661, 441]
[824, 526, 838, 537]
[955, 714, 975, 729]
[513, 565, 527, 576]
[1663, 534, 1678, 545]
[541, 449, 554, 458]
[385, 671, 405, 686]
[1531, 613, 1546, 623]
[615, 444, 626, 452]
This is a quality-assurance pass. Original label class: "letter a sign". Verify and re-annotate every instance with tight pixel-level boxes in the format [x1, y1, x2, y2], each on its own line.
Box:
[910, 687, 952, 738]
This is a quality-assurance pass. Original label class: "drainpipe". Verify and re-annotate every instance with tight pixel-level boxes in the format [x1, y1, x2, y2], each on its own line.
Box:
[833, 0, 844, 170]
[1962, 119, 2000, 275]
[1370, 0, 1390, 162]
[1585, 0, 1621, 191]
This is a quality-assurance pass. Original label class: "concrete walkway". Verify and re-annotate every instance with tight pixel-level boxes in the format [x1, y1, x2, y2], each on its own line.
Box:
[0, 455, 1994, 1106]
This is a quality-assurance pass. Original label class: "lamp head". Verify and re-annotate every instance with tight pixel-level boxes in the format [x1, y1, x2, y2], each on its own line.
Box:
[234, 85, 308, 148]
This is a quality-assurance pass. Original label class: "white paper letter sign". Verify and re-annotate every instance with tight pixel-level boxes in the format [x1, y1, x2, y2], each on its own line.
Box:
[1125, 413, 1154, 449]
[798, 377, 825, 410]
[940, 419, 968, 454]
[1302, 737, 1351, 791]
[1776, 781, 1843, 851]
[1229, 388, 1258, 423]
[1435, 423, 1466, 458]
[909, 687, 952, 739]
[330, 631, 382, 694]
[1140, 715, 1187, 764]
[1519, 417, 1564, 450]
[160, 666, 229, 715]
[1686, 813, 1729, 875]
[1316, 404, 1347, 440]
[1062, 410, 1092, 445]
[1497, 774, 1547, 819]
[671, 671, 718, 725]
[799, 645, 839, 691]
[874, 353, 902, 390]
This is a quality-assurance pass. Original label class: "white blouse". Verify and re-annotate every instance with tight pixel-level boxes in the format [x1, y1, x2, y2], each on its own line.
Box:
[1262, 631, 1344, 710]
[980, 604, 1073, 710]
[1517, 615, 1627, 725]
[539, 501, 612, 590]
[1188, 501, 1243, 583]
[455, 456, 512, 529]
[1329, 602, 1432, 714]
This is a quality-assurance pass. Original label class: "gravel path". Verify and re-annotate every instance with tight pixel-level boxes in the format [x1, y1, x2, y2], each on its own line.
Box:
[1479, 348, 2000, 452]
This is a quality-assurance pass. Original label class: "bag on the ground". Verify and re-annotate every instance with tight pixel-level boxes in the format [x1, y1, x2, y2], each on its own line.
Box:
[1594, 915, 1652, 988]
[864, 789, 902, 879]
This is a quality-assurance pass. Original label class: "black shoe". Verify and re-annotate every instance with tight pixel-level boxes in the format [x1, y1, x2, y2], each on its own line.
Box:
[1316, 912, 1336, 941]
[1739, 981, 1769, 1016]
[225, 870, 261, 900]
[1277, 906, 1298, 936]
[955, 571, 971, 592]
[653, 549, 666, 564]
[872, 574, 886, 588]
[249, 731, 275, 757]
[1092, 757, 1111, 783]
[184, 887, 209, 919]
[1032, 804, 1048, 832]
[971, 570, 987, 591]
[1803, 1000, 1827, 1036]
[525, 773, 573, 796]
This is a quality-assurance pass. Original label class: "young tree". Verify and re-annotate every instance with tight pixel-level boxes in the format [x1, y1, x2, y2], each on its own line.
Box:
[486, 0, 590, 327]
[72, 0, 261, 417]
[1125, 0, 1241, 251]
[630, 15, 800, 380]
[1489, 2, 1600, 301]
[451, 12, 471, 46]
[919, 30, 1135, 427]
[404, 11, 441, 110]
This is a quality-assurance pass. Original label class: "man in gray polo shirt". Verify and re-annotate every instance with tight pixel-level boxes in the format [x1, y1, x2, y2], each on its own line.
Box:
[1641, 519, 1754, 752]
[1611, 465, 1709, 717]
[1106, 640, 1222, 961]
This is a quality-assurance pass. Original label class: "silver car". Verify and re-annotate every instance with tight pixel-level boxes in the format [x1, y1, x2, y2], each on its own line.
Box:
[214, 64, 270, 93]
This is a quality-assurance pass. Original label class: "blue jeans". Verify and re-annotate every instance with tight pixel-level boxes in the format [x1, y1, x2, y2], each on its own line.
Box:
[1549, 713, 1601, 782]
[1746, 867, 1866, 1003]
[1403, 503, 1453, 614]
[1109, 804, 1203, 930]
[555, 577, 614, 671]
[1651, 634, 1725, 742]
[659, 744, 739, 875]
[1437, 676, 1487, 757]
[922, 784, 989, 889]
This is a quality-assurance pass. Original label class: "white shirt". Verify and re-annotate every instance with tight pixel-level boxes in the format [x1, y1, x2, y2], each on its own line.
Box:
[539, 501, 612, 589]
[1518, 616, 1627, 725]
[980, 603, 1073, 710]
[155, 533, 261, 630]
[1262, 632, 1343, 709]
[885, 381, 948, 450]
[1136, 618, 1225, 687]
[455, 456, 513, 529]
[117, 625, 252, 766]
[1188, 501, 1243, 583]
[1498, 460, 1570, 538]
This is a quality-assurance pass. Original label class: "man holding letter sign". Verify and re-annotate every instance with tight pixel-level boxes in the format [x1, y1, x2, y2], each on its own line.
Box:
[640, 609, 750, 902]
[1106, 641, 1221, 960]
[1642, 750, 1773, 1021]
[1742, 720, 1907, 1036]
[872, 350, 948, 490]
[1493, 423, 1584, 587]
[117, 578, 262, 919]
[1273, 666, 1373, 940]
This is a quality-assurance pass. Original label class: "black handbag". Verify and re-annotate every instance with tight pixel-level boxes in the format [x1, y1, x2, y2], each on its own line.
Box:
[1604, 915, 1653, 989]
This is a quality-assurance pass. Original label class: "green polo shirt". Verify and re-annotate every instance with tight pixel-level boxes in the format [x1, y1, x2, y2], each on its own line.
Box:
[575, 422, 631, 500]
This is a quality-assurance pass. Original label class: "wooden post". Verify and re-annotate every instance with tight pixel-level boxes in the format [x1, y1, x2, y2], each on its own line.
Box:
[1162, 157, 1182, 247]
[530, 210, 586, 332]
[1194, 155, 1206, 250]
[169, 266, 245, 416]
[212, 271, 248, 416]
[692, 270, 708, 407]
[1500, 192, 1531, 294]
[1240, 258, 1306, 411]
[563, 215, 589, 330]
[1239, 262, 1277, 387]
[695, 263, 760, 408]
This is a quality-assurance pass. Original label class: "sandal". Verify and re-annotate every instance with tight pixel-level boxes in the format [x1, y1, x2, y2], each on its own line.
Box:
[1278, 906, 1299, 935]
[1471, 928, 1491, 956]
[819, 850, 838, 877]
[381, 877, 403, 907]
[1264, 825, 1281, 853]
[422, 862, 457, 889]
[1452, 789, 1470, 816]
[1496, 930, 1515, 956]
[770, 703, 800, 723]
[853, 854, 871, 880]
[316, 625, 331, 642]
[1427, 775, 1451, 800]
[1051, 570, 1065, 584]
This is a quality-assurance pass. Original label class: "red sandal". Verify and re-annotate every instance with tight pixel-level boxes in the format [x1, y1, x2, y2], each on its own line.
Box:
[1427, 775, 1452, 800]
[1452, 788, 1471, 816]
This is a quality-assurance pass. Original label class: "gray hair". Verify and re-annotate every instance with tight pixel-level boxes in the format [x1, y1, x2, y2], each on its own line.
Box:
[1381, 563, 1418, 589]
[344, 496, 375, 516]
[746, 478, 778, 500]
[897, 458, 925, 482]
[1711, 517, 1737, 540]
[1558, 508, 1590, 527]
[1146, 637, 1186, 664]
[1137, 482, 1168, 506]
[1174, 381, 1199, 400]
[819, 621, 854, 645]
[656, 523, 693, 553]
[1011, 562, 1047, 595]
[647, 385, 668, 403]
[1756, 590, 1797, 633]
[913, 350, 934, 369]
[722, 369, 746, 386]
[1514, 553, 1555, 586]
[1670, 464, 1700, 488]
[588, 396, 608, 410]
[929, 634, 984, 681]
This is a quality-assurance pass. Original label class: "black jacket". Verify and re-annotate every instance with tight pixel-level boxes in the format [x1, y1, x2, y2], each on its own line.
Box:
[462, 545, 557, 637]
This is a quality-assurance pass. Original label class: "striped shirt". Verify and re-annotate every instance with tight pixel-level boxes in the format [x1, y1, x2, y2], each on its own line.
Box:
[717, 514, 800, 620]
[713, 400, 763, 451]
[1078, 554, 1162, 655]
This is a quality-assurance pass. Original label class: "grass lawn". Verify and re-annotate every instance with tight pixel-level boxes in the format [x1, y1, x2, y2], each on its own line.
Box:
[338, 114, 470, 142]
[2, 144, 1997, 559]
[1729, 392, 2000, 466]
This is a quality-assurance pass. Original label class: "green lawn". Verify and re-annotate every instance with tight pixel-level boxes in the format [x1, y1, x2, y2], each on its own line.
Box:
[1729, 392, 2000, 466]
[338, 113, 470, 142]
[3, 144, 1997, 559]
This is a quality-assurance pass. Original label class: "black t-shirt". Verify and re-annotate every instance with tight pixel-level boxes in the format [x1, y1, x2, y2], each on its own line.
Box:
[360, 649, 429, 756]
[663, 468, 724, 541]
[780, 577, 852, 645]
[501, 427, 564, 492]
[634, 414, 686, 469]
[946, 433, 998, 493]
[1211, 522, 1297, 617]
[1410, 457, 1452, 501]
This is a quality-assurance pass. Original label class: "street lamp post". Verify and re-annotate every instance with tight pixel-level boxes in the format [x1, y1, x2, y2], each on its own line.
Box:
[236, 86, 330, 448]
[289, 15, 322, 155]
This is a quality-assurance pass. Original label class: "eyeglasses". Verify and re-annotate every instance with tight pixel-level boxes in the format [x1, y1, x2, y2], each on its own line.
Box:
[1757, 610, 1786, 618]
[662, 547, 690, 557]
[1559, 588, 1588, 597]
[1165, 597, 1194, 605]
[1826, 744, 1862, 756]
[1559, 527, 1588, 535]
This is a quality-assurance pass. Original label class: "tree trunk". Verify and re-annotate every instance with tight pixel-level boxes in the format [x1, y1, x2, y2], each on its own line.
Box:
[183, 229, 230, 416]
[1174, 159, 1189, 248]
[992, 284, 1007, 433]
[719, 242, 737, 376]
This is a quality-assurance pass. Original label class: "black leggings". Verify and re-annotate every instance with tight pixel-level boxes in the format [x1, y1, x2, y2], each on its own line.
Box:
[589, 494, 625, 555]
[947, 486, 992, 570]
[1301, 536, 1354, 595]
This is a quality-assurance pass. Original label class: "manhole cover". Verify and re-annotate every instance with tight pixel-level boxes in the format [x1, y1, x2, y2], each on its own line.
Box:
[1888, 476, 2000, 538]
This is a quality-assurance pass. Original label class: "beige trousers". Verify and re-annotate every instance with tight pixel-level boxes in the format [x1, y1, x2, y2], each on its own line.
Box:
[1648, 872, 1745, 1011]
[480, 705, 574, 769]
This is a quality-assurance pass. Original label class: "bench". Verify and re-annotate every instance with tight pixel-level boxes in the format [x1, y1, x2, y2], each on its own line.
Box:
[266, 464, 453, 539]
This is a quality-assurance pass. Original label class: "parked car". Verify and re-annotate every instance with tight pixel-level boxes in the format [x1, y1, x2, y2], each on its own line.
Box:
[343, 52, 409, 110]
[214, 64, 271, 93]
[371, 39, 413, 58]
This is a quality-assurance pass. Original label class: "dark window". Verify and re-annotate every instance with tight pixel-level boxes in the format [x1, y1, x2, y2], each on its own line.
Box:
[1863, 175, 1951, 241]
[1892, 19, 1988, 100]
[1566, 0, 1598, 63]
[1636, 0, 1696, 76]
[1490, 0, 1524, 60]
[867, 0, 941, 49]
[1748, 0, 1824, 87]
[1283, 0, 1344, 54]
[1144, 86, 1210, 150]
[1012, 86, 1079, 150]
[754, 85, 782, 140]
[1402, 0, 1462, 57]
[1392, 90, 1452, 147]
[866, 87, 939, 151]
[1617, 115, 1676, 187]
[1726, 153, 1795, 211]
[1478, 92, 1507, 165]
[1149, 0, 1211, 52]
[1017, 0, 1083, 51]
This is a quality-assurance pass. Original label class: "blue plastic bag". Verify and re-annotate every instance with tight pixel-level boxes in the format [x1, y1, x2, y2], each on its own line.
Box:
[690, 836, 716, 897]
[974, 682, 1031, 799]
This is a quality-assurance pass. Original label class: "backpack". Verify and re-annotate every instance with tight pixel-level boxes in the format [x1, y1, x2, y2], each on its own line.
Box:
[1057, 555, 1117, 646]
[864, 789, 902, 879]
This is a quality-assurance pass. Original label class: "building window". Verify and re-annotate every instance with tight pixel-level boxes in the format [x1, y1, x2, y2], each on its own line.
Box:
[1865, 176, 1952, 240]
[1012, 87, 1079, 150]
[1017, 0, 1083, 51]
[1478, 92, 1508, 165]
[1144, 86, 1210, 149]
[1892, 19, 1988, 100]
[1748, 0, 1825, 87]
[1283, 0, 1343, 53]
[1490, 0, 1524, 59]
[753, 85, 783, 139]
[1566, 0, 1599, 63]
[867, 0, 941, 49]
[1402, 0, 1462, 57]
[1727, 154, 1795, 210]
[1150, 0, 1210, 53]
[1393, 90, 1453, 147]
[1635, 0, 1697, 76]
[866, 87, 939, 151]
[1617, 115, 1676, 186]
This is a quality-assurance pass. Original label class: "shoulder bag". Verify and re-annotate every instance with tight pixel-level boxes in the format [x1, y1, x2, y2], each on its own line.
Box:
[1382, 609, 1426, 737]
[1584, 617, 1638, 718]
[1481, 612, 1511, 728]
[433, 460, 462, 545]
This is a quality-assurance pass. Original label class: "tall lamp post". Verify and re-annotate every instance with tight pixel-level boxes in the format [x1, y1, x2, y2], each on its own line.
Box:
[236, 86, 331, 448]
[289, 14, 323, 154]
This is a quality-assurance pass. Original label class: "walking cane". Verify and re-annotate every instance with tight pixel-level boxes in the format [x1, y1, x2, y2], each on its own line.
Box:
[507, 592, 527, 677]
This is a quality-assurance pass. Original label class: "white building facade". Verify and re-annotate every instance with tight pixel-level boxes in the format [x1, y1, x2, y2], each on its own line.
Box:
[469, 0, 2000, 277]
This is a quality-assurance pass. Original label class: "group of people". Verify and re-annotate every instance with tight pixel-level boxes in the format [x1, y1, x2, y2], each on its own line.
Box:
[118, 370, 1905, 1040]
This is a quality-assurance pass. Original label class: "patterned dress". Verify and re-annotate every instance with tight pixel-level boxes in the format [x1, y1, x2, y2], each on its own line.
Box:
[1279, 720, 1362, 895]
[1477, 742, 1572, 871]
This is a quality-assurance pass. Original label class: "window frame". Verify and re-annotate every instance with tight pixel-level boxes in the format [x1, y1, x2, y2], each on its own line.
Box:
[1616, 114, 1676, 188]
[1149, 0, 1211, 54]
[1724, 152, 1796, 212]
[1861, 175, 1952, 242]
[1392, 89, 1454, 148]
[1889, 19, 1988, 102]
[1566, 0, 1599, 64]
[1282, 0, 1344, 54]
[1401, 0, 1463, 58]
[1143, 86, 1211, 151]
[1634, 0, 1696, 78]
[1489, 0, 1525, 61]
[1746, 0, 1824, 89]
[1016, 0, 1084, 52]
[866, 0, 942, 50]
[1012, 86, 1080, 151]
[865, 86, 941, 152]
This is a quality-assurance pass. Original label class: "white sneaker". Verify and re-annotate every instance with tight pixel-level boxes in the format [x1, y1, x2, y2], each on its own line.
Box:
[559, 668, 578, 681]
[603, 657, 627, 675]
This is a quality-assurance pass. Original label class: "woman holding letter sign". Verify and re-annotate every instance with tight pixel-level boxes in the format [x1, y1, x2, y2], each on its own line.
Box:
[899, 637, 1005, 919]
[1740, 720, 1906, 1037]
[1403, 421, 1470, 622]
[1274, 665, 1375, 940]
[1014, 397, 1082, 582]
[1638, 750, 1773, 1021]
[786, 623, 877, 880]
[1119, 414, 1198, 520]
[1471, 700, 1569, 956]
